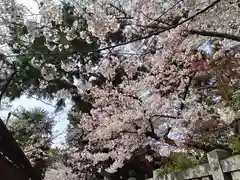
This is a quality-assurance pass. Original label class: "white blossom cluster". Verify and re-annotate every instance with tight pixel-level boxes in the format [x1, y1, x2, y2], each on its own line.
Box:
[85, 0, 120, 40]
[44, 162, 78, 180]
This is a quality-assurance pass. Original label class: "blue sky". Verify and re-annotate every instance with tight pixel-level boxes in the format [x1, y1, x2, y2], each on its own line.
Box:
[0, 95, 70, 147]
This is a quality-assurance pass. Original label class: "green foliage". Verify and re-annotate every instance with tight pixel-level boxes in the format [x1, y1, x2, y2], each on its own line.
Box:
[204, 96, 214, 106]
[47, 147, 67, 164]
[229, 135, 240, 154]
[157, 152, 206, 177]
[8, 107, 54, 148]
[229, 92, 240, 110]
[7, 108, 56, 179]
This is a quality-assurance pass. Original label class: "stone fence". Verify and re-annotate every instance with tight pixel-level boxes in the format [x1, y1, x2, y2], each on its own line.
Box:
[147, 149, 240, 180]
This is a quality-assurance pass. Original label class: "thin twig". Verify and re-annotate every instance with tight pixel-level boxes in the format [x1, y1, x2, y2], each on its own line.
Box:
[109, 3, 131, 18]
[151, 114, 179, 119]
[149, 0, 183, 25]
[140, 11, 171, 26]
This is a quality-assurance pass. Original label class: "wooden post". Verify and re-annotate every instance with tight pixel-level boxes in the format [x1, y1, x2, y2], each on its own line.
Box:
[207, 149, 230, 180]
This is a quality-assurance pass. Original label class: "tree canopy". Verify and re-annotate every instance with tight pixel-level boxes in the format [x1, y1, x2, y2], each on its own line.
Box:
[0, 0, 240, 179]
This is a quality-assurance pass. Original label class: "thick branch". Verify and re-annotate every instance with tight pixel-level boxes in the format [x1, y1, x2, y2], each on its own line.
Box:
[5, 112, 11, 127]
[163, 127, 177, 146]
[147, 118, 155, 133]
[145, 117, 161, 140]
[189, 29, 240, 42]
[178, 75, 194, 116]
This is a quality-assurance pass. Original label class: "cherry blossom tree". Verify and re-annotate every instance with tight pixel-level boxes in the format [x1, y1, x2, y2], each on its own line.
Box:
[0, 0, 240, 179]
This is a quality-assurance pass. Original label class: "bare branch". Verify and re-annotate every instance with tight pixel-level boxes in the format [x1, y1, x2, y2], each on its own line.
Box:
[189, 29, 240, 42]
[149, 0, 183, 26]
[5, 112, 11, 127]
[178, 74, 195, 116]
[151, 114, 179, 119]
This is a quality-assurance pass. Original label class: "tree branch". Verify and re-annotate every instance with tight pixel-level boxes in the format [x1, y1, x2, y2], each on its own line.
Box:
[189, 29, 240, 42]
[109, 3, 131, 19]
[149, 0, 183, 25]
[93, 0, 221, 52]
[163, 127, 177, 146]
[0, 63, 17, 103]
[147, 118, 155, 133]
[5, 112, 11, 127]
[178, 74, 195, 116]
[140, 11, 171, 26]
[145, 117, 161, 140]
[151, 114, 179, 119]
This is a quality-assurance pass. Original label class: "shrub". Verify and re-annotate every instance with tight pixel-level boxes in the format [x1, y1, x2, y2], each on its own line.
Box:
[157, 152, 206, 177]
